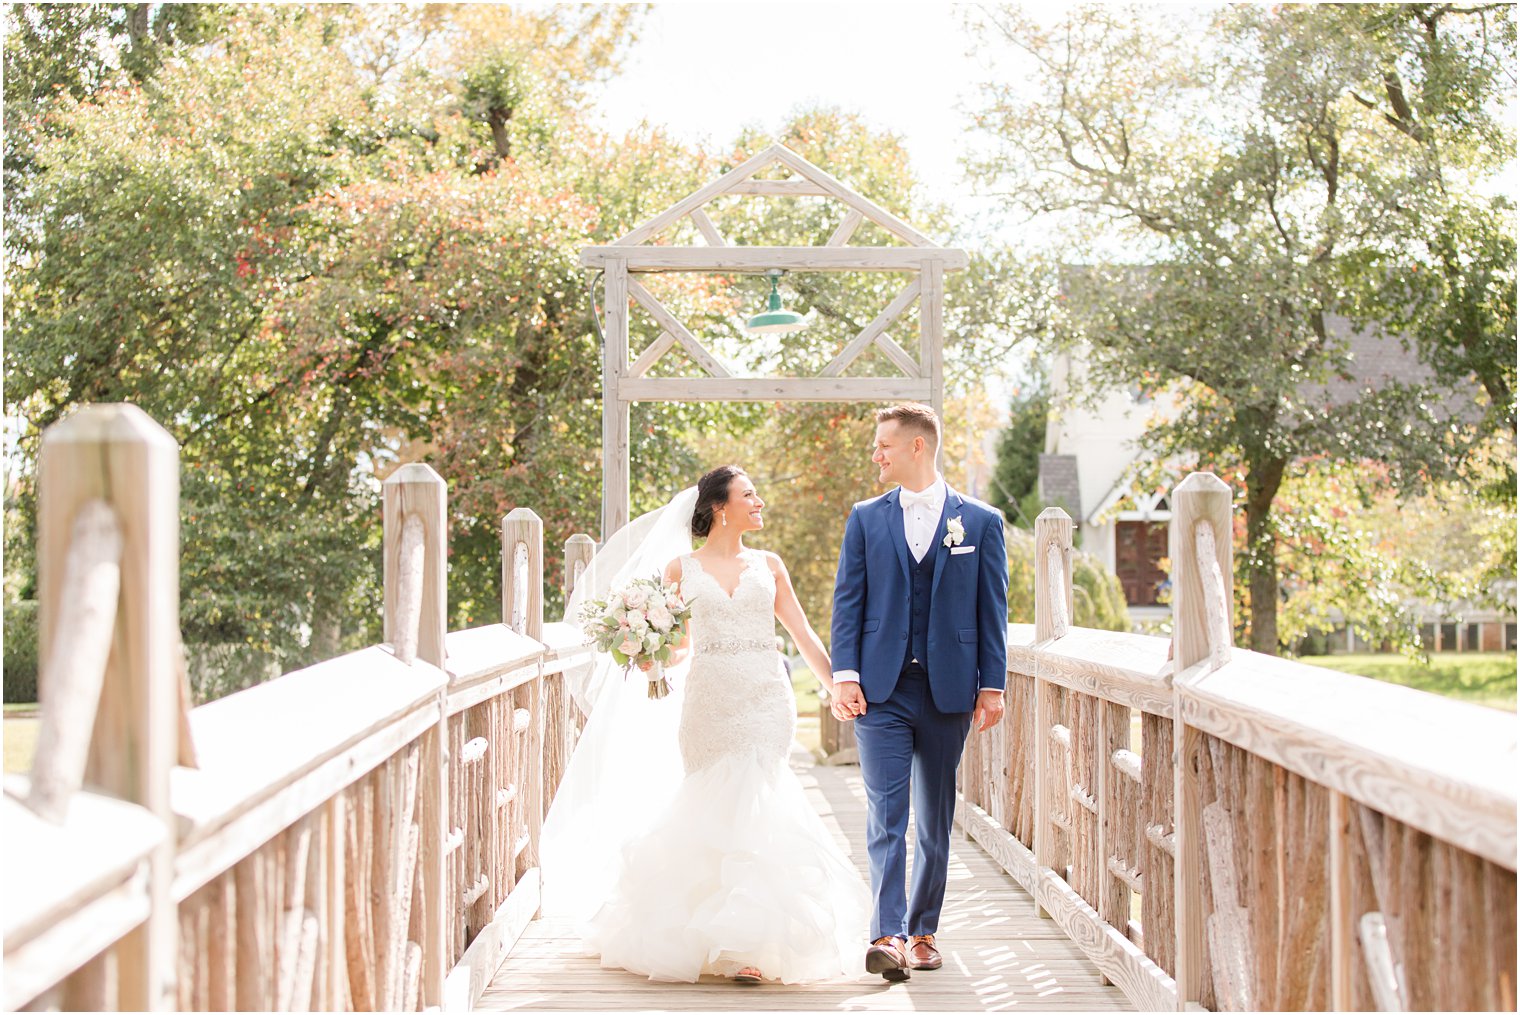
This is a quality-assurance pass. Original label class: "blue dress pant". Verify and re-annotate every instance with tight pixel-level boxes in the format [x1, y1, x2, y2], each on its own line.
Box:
[853, 664, 973, 941]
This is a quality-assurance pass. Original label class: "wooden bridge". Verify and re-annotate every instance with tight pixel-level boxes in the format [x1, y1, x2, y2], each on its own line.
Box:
[5, 404, 1516, 1012]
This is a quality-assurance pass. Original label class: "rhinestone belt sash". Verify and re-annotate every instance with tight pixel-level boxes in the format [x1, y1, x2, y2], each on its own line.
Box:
[696, 637, 775, 654]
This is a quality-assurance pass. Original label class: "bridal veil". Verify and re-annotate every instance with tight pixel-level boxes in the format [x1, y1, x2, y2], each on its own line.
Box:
[539, 487, 698, 920]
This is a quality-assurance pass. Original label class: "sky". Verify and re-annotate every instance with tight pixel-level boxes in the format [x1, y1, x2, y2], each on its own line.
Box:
[595, 2, 1010, 244]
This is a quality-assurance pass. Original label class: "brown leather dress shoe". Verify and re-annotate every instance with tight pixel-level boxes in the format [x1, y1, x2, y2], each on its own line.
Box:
[865, 936, 911, 982]
[907, 934, 942, 970]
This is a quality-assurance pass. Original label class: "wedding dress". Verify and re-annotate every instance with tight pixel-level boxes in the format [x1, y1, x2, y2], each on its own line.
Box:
[539, 490, 868, 984]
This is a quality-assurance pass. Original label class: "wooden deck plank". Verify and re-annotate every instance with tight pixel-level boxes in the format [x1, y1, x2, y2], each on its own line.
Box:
[479, 747, 1132, 1011]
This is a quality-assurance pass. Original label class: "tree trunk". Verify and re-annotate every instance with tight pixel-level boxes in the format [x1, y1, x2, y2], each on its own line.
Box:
[487, 107, 511, 161]
[1244, 454, 1287, 655]
[308, 597, 342, 663]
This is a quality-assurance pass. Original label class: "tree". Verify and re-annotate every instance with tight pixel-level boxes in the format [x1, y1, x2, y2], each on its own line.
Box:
[1330, 4, 1517, 439]
[3, 4, 700, 693]
[966, 4, 1513, 653]
[989, 378, 1049, 527]
[3, 4, 226, 220]
[6, 7, 384, 690]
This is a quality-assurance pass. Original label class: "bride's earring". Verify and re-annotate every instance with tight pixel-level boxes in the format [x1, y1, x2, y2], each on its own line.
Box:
[721, 510, 727, 527]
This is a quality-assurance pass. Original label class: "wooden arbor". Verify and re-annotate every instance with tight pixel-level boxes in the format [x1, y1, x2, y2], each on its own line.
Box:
[580, 144, 968, 538]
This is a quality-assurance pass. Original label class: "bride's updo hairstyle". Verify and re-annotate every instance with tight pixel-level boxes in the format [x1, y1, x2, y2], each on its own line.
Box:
[691, 465, 748, 539]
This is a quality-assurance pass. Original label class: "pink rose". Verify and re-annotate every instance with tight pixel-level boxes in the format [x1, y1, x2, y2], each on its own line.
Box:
[622, 587, 648, 610]
[618, 636, 641, 657]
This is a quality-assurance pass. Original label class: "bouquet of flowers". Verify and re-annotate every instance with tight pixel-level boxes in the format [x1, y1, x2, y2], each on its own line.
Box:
[577, 575, 691, 699]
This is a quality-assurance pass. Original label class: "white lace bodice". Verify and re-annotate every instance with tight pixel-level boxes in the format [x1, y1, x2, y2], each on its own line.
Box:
[675, 549, 793, 773]
[680, 550, 778, 652]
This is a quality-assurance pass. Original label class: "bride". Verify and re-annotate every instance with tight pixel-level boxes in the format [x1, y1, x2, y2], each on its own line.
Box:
[540, 465, 870, 984]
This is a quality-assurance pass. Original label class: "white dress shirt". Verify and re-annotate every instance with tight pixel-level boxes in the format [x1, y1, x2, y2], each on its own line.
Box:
[833, 476, 946, 686]
[899, 476, 947, 563]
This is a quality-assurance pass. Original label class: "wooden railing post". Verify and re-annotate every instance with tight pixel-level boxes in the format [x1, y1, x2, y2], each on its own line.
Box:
[1170, 471, 1233, 1010]
[550, 532, 597, 789]
[564, 532, 596, 604]
[1034, 507, 1074, 642]
[381, 463, 448, 1008]
[502, 509, 544, 641]
[383, 464, 448, 668]
[38, 404, 180, 1010]
[1033, 508, 1073, 919]
[502, 509, 546, 885]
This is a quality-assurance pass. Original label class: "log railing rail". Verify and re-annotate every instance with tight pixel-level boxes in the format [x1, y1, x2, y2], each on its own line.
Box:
[6, 405, 1515, 1013]
[958, 474, 1518, 1012]
[3, 406, 596, 1012]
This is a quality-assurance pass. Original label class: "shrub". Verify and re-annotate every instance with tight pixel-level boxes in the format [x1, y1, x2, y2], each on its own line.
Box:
[4, 601, 40, 703]
[1006, 527, 1131, 632]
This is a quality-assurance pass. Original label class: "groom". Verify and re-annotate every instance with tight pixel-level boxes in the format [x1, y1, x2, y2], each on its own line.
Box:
[830, 403, 1008, 981]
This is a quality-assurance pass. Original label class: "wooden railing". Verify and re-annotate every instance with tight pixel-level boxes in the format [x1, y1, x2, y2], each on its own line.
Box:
[8, 406, 1515, 1013]
[958, 475, 1519, 1012]
[3, 405, 596, 1012]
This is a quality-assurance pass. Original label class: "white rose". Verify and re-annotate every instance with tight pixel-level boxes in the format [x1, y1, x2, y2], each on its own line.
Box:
[644, 632, 662, 654]
[622, 587, 648, 610]
[646, 602, 673, 632]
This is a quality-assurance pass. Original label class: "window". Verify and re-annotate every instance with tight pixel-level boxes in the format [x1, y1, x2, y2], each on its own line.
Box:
[1115, 521, 1169, 606]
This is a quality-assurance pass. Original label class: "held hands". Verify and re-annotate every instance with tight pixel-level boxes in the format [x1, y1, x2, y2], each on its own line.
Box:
[973, 688, 1005, 733]
[830, 681, 867, 722]
[831, 683, 1002, 728]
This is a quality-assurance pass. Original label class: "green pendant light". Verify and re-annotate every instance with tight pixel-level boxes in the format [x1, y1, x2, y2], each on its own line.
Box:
[746, 269, 808, 334]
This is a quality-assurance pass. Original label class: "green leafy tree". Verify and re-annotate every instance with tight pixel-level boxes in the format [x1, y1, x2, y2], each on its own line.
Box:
[4, 5, 698, 694]
[1329, 4, 1517, 439]
[989, 379, 1049, 527]
[966, 4, 1512, 653]
[3, 3, 225, 204]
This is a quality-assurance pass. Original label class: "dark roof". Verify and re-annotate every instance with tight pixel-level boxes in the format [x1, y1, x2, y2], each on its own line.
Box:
[1038, 454, 1082, 518]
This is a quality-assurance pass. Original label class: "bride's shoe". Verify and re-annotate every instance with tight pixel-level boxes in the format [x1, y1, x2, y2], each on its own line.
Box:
[733, 966, 763, 984]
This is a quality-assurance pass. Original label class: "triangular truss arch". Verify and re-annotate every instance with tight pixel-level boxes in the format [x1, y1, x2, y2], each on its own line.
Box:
[581, 145, 966, 537]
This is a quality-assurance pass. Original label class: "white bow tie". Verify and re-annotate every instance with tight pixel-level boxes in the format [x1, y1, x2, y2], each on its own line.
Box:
[899, 486, 938, 509]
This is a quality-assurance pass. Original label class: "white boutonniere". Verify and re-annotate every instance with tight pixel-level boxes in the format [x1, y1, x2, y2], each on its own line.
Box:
[943, 515, 965, 548]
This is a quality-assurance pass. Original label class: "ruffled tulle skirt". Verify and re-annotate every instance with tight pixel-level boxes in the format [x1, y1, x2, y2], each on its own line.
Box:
[580, 749, 870, 983]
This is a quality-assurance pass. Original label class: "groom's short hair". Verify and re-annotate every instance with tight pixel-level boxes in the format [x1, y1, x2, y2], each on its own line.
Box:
[876, 403, 940, 452]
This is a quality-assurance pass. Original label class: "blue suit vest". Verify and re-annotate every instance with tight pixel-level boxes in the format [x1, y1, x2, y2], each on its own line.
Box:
[904, 544, 934, 671]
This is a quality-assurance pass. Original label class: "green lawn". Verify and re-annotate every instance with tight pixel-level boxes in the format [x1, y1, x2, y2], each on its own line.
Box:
[789, 664, 825, 757]
[1296, 652, 1516, 711]
[789, 662, 824, 716]
[4, 716, 38, 775]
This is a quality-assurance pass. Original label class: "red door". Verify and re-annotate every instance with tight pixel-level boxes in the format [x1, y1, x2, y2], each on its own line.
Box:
[1115, 521, 1168, 605]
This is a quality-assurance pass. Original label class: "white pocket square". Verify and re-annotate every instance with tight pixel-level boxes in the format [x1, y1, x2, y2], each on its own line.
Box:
[950, 545, 976, 555]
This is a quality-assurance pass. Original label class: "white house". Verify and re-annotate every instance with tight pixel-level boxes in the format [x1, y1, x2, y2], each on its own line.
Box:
[1037, 351, 1185, 624]
[1038, 313, 1517, 650]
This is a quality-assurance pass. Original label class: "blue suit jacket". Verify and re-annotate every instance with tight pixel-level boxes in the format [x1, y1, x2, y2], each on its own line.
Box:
[831, 486, 1009, 714]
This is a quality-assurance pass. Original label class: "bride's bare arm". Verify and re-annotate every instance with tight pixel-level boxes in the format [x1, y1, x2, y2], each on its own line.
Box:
[766, 552, 834, 695]
[659, 556, 692, 667]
